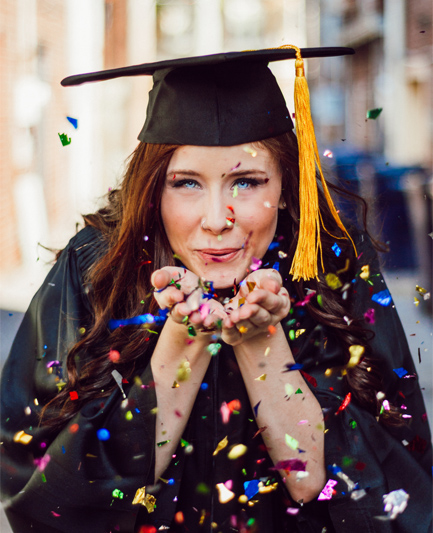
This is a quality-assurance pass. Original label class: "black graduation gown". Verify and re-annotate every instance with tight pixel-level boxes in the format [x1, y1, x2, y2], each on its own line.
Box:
[1, 226, 432, 532]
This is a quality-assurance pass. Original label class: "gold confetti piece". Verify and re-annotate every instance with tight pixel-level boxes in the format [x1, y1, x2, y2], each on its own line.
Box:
[285, 434, 298, 450]
[176, 360, 191, 382]
[227, 444, 248, 460]
[238, 495, 248, 504]
[243, 145, 257, 157]
[258, 482, 278, 494]
[213, 436, 228, 456]
[336, 258, 350, 274]
[414, 297, 420, 307]
[150, 407, 159, 414]
[238, 297, 246, 306]
[325, 273, 342, 290]
[216, 483, 235, 503]
[360, 265, 370, 280]
[247, 281, 256, 292]
[264, 347, 271, 357]
[13, 430, 33, 445]
[347, 345, 365, 367]
[295, 329, 306, 338]
[415, 285, 427, 295]
[255, 374, 267, 381]
[172, 380, 179, 388]
[78, 327, 86, 335]
[238, 325, 248, 334]
[278, 251, 288, 258]
[132, 486, 156, 512]
[324, 368, 333, 377]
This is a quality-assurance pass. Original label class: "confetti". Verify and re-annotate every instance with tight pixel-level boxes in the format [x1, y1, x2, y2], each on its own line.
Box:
[364, 308, 375, 324]
[325, 273, 342, 290]
[414, 297, 420, 307]
[382, 489, 409, 520]
[323, 149, 333, 158]
[268, 325, 277, 335]
[318, 479, 338, 500]
[347, 345, 365, 367]
[393, 367, 408, 378]
[243, 146, 257, 157]
[274, 459, 307, 471]
[284, 384, 294, 397]
[335, 393, 351, 415]
[244, 480, 260, 499]
[109, 349, 120, 362]
[366, 107, 383, 119]
[216, 483, 235, 503]
[371, 289, 392, 306]
[220, 402, 231, 423]
[238, 325, 248, 334]
[157, 440, 171, 447]
[66, 116, 78, 128]
[360, 265, 370, 280]
[255, 374, 267, 381]
[331, 243, 341, 256]
[132, 487, 156, 513]
[295, 388, 303, 394]
[230, 162, 241, 171]
[278, 250, 288, 258]
[264, 347, 271, 357]
[207, 343, 222, 356]
[69, 391, 78, 401]
[112, 489, 124, 499]
[250, 257, 262, 271]
[176, 360, 191, 382]
[233, 185, 238, 198]
[253, 400, 261, 417]
[111, 369, 127, 398]
[285, 434, 299, 450]
[295, 329, 306, 338]
[227, 444, 247, 460]
[213, 436, 228, 456]
[58, 133, 71, 146]
[13, 430, 33, 445]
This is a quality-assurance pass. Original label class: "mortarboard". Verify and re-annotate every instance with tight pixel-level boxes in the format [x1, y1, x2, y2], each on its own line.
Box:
[61, 45, 356, 280]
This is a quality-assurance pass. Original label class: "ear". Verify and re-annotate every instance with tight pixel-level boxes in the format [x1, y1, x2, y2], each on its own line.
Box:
[278, 195, 287, 210]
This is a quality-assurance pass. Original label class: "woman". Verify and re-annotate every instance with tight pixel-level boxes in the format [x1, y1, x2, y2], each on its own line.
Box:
[1, 47, 431, 533]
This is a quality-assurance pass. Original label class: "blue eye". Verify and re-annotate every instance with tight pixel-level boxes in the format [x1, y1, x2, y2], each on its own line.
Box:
[233, 178, 260, 189]
[173, 179, 200, 189]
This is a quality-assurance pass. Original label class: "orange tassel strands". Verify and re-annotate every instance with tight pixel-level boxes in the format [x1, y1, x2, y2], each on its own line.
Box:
[280, 45, 356, 281]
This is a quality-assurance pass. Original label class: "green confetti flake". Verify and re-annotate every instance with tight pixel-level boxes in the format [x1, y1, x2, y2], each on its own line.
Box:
[366, 107, 383, 120]
[295, 388, 303, 394]
[187, 325, 197, 337]
[289, 330, 295, 341]
[41, 473, 47, 483]
[157, 440, 171, 447]
[285, 434, 299, 450]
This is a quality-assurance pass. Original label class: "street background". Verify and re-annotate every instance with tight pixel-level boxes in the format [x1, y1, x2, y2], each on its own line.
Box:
[1, 1, 432, 530]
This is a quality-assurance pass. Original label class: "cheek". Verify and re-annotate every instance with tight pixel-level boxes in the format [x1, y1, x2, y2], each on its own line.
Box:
[161, 194, 197, 245]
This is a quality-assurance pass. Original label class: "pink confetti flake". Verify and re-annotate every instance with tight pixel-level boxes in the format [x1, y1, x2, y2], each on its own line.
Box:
[250, 257, 262, 271]
[318, 479, 338, 500]
[220, 402, 231, 424]
[34, 454, 51, 472]
[200, 303, 210, 320]
[364, 308, 375, 324]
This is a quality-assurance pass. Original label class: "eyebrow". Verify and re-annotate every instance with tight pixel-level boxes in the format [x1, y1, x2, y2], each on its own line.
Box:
[166, 169, 269, 179]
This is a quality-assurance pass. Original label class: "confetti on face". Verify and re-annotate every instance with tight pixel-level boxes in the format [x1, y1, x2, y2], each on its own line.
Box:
[243, 146, 258, 157]
[255, 373, 267, 381]
[366, 107, 383, 120]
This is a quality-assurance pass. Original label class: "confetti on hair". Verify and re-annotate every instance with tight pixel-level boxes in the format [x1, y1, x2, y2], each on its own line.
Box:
[318, 479, 338, 500]
[109, 349, 120, 362]
[366, 107, 383, 119]
[335, 393, 351, 415]
[112, 370, 127, 399]
[347, 345, 365, 368]
[278, 250, 288, 258]
[66, 116, 78, 128]
[332, 243, 342, 256]
[325, 273, 342, 290]
[69, 391, 78, 401]
[371, 289, 392, 306]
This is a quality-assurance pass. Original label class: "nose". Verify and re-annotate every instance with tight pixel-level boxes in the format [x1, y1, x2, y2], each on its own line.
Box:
[201, 195, 234, 234]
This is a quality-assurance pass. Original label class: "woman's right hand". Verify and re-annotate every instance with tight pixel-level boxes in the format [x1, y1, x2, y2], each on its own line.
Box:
[151, 267, 227, 333]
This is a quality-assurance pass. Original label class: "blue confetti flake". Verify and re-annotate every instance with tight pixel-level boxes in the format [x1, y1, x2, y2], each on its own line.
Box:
[66, 116, 78, 129]
[272, 262, 280, 271]
[253, 401, 261, 417]
[332, 243, 342, 257]
[96, 428, 110, 441]
[393, 367, 408, 378]
[268, 242, 279, 250]
[371, 289, 392, 306]
[244, 480, 260, 500]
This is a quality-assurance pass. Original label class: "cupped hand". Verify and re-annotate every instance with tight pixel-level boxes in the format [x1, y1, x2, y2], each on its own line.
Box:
[221, 268, 290, 346]
[151, 266, 227, 333]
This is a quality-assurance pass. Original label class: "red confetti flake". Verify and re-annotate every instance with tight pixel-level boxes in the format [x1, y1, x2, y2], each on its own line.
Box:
[138, 527, 157, 533]
[69, 423, 79, 434]
[226, 217, 235, 224]
[300, 370, 317, 387]
[268, 325, 277, 335]
[51, 511, 61, 517]
[355, 461, 366, 471]
[174, 511, 184, 524]
[69, 391, 78, 401]
[174, 410, 182, 417]
[172, 174, 176, 180]
[227, 399, 241, 412]
[335, 392, 351, 415]
[226, 205, 234, 213]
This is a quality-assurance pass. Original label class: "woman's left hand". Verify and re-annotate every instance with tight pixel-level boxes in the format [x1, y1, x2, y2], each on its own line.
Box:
[221, 269, 290, 346]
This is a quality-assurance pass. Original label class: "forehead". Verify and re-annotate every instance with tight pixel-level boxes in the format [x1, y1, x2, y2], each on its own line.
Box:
[167, 144, 279, 171]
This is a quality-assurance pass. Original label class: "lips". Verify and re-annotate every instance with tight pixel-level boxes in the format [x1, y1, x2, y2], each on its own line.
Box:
[196, 248, 241, 263]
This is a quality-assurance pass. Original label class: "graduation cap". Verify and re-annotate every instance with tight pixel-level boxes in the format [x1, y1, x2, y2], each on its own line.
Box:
[61, 45, 356, 281]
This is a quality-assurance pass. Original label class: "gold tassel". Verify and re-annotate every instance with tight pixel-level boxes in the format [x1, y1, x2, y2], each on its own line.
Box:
[281, 45, 357, 281]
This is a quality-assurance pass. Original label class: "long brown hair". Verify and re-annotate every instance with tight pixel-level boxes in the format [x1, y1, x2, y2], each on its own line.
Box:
[41, 132, 400, 428]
